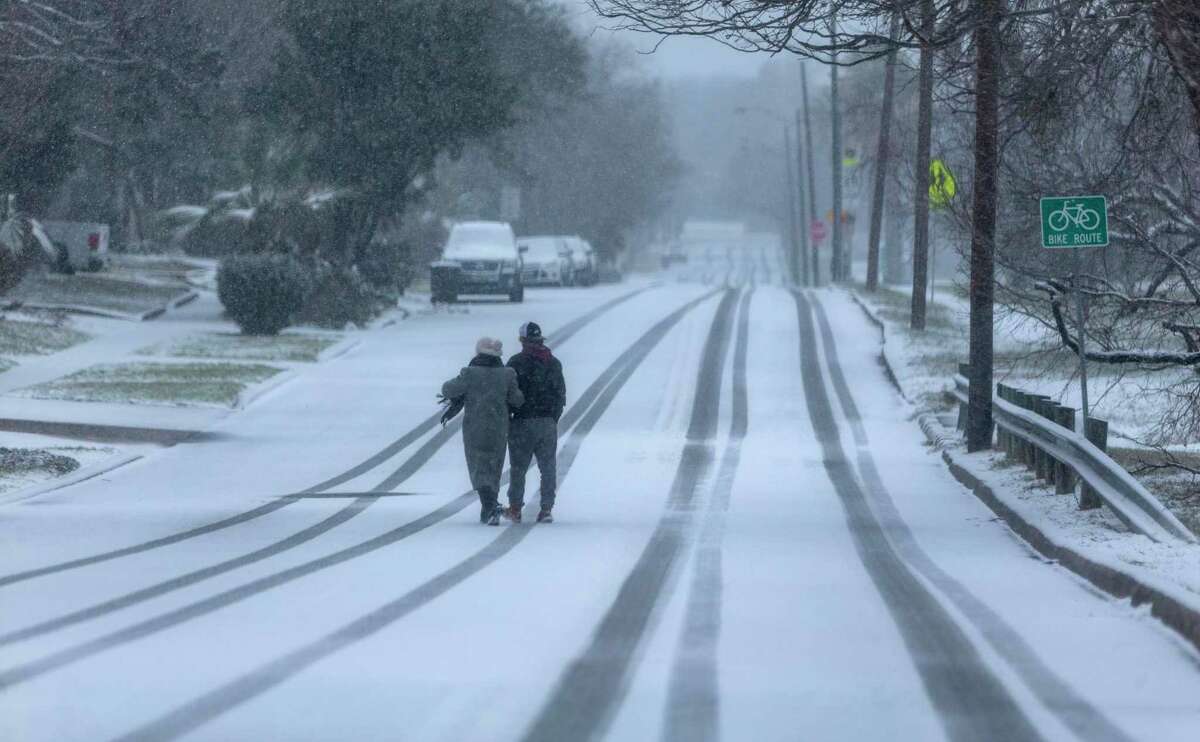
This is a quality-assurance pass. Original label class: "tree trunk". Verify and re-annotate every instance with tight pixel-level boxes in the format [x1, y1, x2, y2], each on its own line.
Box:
[966, 0, 1002, 453]
[1153, 0, 1200, 152]
[910, 0, 935, 329]
[830, 12, 844, 282]
[800, 62, 821, 286]
[866, 15, 901, 292]
[884, 195, 906, 285]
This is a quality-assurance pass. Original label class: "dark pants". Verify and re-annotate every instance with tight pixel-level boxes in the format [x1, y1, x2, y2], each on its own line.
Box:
[507, 417, 558, 511]
[478, 486, 500, 522]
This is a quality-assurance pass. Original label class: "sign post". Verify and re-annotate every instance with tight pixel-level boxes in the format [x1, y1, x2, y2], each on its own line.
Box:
[927, 159, 957, 304]
[1040, 195, 1109, 426]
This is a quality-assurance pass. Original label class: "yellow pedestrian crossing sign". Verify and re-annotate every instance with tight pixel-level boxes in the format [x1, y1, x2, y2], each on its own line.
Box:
[930, 159, 957, 208]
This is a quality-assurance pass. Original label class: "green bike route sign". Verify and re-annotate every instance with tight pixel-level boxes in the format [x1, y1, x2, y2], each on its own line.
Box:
[1040, 195, 1109, 248]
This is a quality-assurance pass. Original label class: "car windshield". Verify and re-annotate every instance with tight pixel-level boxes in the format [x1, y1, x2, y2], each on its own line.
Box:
[518, 237, 562, 261]
[444, 223, 515, 260]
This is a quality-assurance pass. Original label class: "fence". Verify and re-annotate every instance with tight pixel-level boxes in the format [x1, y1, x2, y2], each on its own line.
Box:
[951, 366, 1196, 545]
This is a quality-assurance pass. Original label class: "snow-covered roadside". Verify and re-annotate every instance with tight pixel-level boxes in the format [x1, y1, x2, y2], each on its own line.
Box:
[849, 287, 1200, 652]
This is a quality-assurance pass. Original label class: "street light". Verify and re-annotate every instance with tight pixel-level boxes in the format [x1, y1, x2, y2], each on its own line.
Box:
[733, 106, 809, 287]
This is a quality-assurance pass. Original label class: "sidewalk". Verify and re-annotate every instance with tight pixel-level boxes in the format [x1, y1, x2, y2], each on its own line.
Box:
[850, 284, 1200, 653]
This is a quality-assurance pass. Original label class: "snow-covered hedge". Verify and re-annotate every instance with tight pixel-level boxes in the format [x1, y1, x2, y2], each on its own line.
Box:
[217, 254, 311, 335]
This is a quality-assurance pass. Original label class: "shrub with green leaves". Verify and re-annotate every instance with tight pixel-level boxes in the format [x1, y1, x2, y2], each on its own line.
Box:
[217, 254, 311, 335]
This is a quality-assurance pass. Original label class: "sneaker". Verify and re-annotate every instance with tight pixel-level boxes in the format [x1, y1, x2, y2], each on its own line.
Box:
[504, 505, 522, 523]
[536, 509, 553, 524]
[487, 507, 502, 526]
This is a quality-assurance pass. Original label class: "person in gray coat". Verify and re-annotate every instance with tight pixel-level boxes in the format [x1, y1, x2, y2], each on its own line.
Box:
[441, 337, 524, 525]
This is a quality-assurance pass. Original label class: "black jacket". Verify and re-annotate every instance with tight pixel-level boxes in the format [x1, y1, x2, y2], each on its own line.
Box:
[507, 346, 566, 421]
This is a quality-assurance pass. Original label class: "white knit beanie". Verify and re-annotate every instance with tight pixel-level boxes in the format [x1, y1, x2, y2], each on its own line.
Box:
[476, 337, 503, 358]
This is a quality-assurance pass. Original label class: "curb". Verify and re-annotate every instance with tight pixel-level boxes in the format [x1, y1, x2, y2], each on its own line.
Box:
[317, 336, 361, 363]
[855, 290, 1200, 656]
[234, 368, 300, 410]
[0, 452, 143, 506]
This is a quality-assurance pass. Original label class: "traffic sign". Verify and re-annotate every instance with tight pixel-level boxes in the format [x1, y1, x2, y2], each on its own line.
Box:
[811, 219, 827, 244]
[930, 159, 957, 208]
[1040, 196, 1108, 248]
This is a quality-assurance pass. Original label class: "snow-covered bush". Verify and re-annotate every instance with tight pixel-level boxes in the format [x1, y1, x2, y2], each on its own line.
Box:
[217, 254, 312, 335]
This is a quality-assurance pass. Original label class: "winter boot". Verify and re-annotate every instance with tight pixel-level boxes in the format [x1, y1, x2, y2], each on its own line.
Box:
[536, 509, 554, 524]
[504, 505, 523, 523]
[487, 506, 503, 526]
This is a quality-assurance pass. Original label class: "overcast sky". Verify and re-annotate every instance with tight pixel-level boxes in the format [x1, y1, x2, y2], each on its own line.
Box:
[562, 1, 766, 79]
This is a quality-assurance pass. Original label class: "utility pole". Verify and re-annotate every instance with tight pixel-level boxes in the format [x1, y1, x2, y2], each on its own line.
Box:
[783, 122, 801, 286]
[829, 11, 844, 282]
[795, 108, 811, 287]
[866, 15, 901, 292]
[911, 0, 935, 329]
[800, 62, 820, 287]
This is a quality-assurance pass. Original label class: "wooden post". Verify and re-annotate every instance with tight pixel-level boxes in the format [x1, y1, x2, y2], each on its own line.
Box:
[1034, 398, 1055, 483]
[996, 384, 1010, 456]
[1054, 405, 1076, 495]
[1080, 418, 1108, 510]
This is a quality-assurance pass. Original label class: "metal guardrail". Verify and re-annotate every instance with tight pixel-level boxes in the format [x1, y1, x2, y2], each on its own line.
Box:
[952, 371, 1197, 545]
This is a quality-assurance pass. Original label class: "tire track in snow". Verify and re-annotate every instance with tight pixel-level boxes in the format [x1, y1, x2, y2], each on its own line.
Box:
[0, 288, 718, 693]
[518, 289, 740, 742]
[792, 290, 1045, 742]
[0, 287, 649, 590]
[661, 289, 752, 742]
[102, 290, 727, 742]
[808, 294, 1135, 742]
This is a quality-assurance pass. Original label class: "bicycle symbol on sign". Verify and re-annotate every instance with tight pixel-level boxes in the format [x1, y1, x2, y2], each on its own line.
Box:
[1048, 200, 1101, 232]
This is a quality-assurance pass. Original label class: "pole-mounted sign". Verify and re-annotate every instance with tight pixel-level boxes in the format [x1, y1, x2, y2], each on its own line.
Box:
[1040, 195, 1108, 248]
[1040, 194, 1109, 429]
[929, 159, 957, 209]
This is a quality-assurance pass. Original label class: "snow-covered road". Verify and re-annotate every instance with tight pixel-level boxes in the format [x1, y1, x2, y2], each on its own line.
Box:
[3, 247, 1199, 741]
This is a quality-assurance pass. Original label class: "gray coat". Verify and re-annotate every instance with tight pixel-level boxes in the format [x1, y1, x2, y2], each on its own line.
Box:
[442, 363, 524, 492]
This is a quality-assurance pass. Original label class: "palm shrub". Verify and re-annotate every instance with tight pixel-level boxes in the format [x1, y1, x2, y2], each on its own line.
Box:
[217, 254, 312, 335]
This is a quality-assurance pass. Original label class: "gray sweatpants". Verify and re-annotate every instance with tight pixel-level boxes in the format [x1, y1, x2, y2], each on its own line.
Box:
[507, 417, 558, 511]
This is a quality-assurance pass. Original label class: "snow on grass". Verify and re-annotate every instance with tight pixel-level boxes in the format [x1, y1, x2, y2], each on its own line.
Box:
[13, 361, 282, 408]
[138, 332, 340, 363]
[5, 272, 193, 316]
[0, 314, 91, 358]
[0, 439, 113, 496]
[858, 285, 966, 410]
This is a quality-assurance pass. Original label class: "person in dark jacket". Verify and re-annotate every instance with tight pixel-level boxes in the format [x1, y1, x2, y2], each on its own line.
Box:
[441, 337, 524, 525]
[504, 321, 566, 523]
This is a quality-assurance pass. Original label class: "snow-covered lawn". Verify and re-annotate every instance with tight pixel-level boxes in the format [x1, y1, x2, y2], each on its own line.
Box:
[4, 272, 195, 318]
[12, 361, 282, 408]
[0, 314, 90, 360]
[138, 332, 341, 363]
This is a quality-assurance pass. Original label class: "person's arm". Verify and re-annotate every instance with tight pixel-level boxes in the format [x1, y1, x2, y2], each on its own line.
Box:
[507, 368, 525, 409]
[553, 360, 566, 421]
[442, 371, 467, 400]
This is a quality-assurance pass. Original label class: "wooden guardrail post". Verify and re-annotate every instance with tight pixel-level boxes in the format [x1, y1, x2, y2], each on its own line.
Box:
[1036, 398, 1057, 483]
[996, 384, 1011, 457]
[1080, 418, 1108, 510]
[1014, 391, 1032, 468]
[1030, 395, 1051, 480]
[956, 363, 970, 431]
[1053, 405, 1077, 494]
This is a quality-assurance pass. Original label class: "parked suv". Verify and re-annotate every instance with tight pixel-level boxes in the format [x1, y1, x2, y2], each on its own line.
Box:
[517, 236, 572, 286]
[564, 236, 596, 287]
[433, 221, 523, 302]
